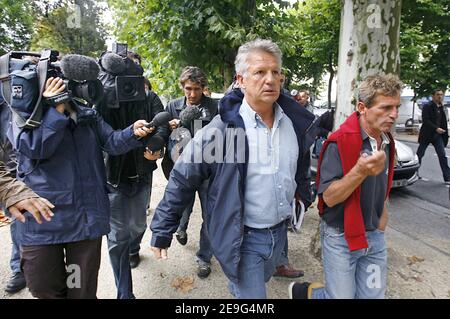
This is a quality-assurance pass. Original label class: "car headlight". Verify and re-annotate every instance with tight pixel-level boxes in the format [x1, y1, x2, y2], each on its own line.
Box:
[413, 154, 419, 165]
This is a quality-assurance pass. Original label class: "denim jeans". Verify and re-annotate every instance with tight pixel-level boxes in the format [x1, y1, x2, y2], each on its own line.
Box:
[107, 178, 151, 299]
[1, 205, 21, 275]
[312, 220, 387, 299]
[177, 180, 213, 265]
[10, 217, 21, 274]
[416, 134, 450, 181]
[229, 221, 287, 299]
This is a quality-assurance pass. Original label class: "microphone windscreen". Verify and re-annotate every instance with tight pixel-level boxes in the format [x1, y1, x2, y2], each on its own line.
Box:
[148, 111, 171, 127]
[146, 135, 165, 152]
[179, 106, 202, 128]
[101, 52, 126, 75]
[60, 54, 100, 81]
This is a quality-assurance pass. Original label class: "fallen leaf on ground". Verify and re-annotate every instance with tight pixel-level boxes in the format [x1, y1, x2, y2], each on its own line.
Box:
[397, 271, 409, 281]
[171, 276, 194, 293]
[407, 255, 425, 265]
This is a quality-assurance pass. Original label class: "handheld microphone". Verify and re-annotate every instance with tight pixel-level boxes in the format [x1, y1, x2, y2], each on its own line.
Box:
[59, 54, 100, 81]
[145, 111, 171, 128]
[146, 135, 165, 153]
[179, 105, 202, 128]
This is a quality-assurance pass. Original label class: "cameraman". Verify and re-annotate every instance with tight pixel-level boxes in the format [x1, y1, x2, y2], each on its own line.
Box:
[163, 66, 218, 279]
[96, 51, 169, 299]
[8, 77, 154, 299]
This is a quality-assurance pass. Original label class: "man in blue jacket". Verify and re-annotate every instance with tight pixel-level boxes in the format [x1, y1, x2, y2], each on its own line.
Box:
[151, 39, 314, 298]
[8, 77, 154, 299]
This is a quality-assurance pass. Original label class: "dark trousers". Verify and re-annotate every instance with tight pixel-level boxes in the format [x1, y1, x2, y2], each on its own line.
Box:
[416, 134, 450, 181]
[21, 237, 102, 299]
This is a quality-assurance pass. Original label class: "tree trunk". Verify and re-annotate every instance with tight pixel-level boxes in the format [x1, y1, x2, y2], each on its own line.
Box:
[311, 0, 402, 259]
[334, 0, 402, 128]
[327, 52, 335, 108]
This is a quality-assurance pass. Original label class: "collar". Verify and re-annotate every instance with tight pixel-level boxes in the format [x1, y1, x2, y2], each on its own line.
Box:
[239, 98, 284, 129]
[360, 127, 390, 152]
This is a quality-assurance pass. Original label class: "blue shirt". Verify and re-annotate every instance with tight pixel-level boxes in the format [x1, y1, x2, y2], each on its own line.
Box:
[239, 98, 299, 228]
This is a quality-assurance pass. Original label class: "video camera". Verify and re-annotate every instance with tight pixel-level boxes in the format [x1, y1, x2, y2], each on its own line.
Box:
[0, 49, 104, 129]
[98, 43, 146, 108]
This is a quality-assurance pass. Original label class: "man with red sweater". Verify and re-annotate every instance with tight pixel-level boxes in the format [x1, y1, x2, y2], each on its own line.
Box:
[289, 74, 402, 299]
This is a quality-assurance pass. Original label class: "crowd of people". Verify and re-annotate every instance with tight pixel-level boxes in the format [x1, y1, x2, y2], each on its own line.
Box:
[0, 38, 448, 299]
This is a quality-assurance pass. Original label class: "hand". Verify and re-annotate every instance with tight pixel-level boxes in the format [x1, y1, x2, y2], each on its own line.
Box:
[169, 119, 180, 130]
[8, 197, 55, 224]
[133, 120, 154, 138]
[43, 77, 66, 113]
[356, 150, 386, 177]
[151, 247, 168, 260]
[144, 149, 161, 161]
[436, 128, 446, 134]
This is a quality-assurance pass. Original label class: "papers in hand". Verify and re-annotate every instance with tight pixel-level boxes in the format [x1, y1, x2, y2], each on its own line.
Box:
[291, 200, 305, 233]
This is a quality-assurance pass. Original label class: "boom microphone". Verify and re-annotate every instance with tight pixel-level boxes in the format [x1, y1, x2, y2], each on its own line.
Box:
[146, 135, 165, 153]
[145, 111, 171, 128]
[100, 52, 126, 75]
[60, 54, 100, 82]
[179, 105, 202, 128]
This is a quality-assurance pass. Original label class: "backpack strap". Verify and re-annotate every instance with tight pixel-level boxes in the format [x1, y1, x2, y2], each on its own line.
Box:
[0, 53, 12, 106]
[0, 50, 51, 129]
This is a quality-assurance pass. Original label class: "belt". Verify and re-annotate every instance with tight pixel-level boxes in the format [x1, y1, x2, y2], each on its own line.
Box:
[244, 219, 288, 231]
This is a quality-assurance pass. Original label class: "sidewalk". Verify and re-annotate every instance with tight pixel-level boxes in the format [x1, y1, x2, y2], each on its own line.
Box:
[1, 163, 449, 299]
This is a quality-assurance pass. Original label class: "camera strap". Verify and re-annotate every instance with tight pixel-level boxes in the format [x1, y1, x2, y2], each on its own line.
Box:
[45, 91, 71, 107]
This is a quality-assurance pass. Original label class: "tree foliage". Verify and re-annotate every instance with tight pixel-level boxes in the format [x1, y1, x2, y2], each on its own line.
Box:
[400, 0, 450, 96]
[30, 0, 107, 57]
[0, 0, 34, 55]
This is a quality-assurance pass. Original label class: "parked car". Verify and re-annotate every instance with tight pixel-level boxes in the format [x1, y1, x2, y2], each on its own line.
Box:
[310, 139, 419, 188]
[310, 107, 420, 189]
[397, 95, 422, 128]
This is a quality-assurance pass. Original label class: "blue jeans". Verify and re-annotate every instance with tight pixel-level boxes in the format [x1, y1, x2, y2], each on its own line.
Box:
[229, 221, 287, 299]
[312, 221, 387, 299]
[177, 180, 213, 265]
[416, 134, 450, 181]
[107, 178, 151, 299]
[1, 205, 21, 274]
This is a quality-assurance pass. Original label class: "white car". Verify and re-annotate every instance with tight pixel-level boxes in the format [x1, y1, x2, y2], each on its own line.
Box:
[310, 105, 420, 188]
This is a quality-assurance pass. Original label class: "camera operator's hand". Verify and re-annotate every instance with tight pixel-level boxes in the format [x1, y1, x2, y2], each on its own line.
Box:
[8, 197, 55, 224]
[144, 149, 161, 161]
[169, 119, 180, 130]
[133, 120, 154, 138]
[43, 77, 66, 113]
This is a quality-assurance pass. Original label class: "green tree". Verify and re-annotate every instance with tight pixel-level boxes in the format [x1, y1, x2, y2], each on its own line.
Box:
[290, 0, 341, 105]
[400, 0, 450, 97]
[30, 0, 107, 57]
[108, 0, 304, 96]
[0, 0, 34, 55]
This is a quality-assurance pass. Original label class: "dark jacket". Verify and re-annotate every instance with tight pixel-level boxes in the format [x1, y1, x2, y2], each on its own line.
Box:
[419, 101, 448, 146]
[151, 89, 314, 283]
[8, 102, 143, 245]
[0, 97, 17, 176]
[96, 91, 170, 186]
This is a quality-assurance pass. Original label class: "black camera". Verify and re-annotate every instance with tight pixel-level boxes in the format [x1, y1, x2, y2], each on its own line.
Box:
[98, 43, 146, 108]
[1, 49, 104, 129]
